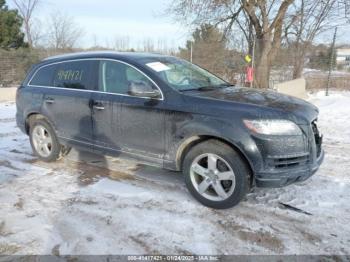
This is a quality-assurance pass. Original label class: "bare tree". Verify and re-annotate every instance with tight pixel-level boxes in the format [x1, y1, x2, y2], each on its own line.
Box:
[142, 38, 155, 52]
[92, 34, 99, 48]
[285, 0, 346, 79]
[46, 11, 84, 50]
[113, 35, 130, 51]
[156, 38, 169, 54]
[12, 0, 40, 47]
[168, 0, 295, 88]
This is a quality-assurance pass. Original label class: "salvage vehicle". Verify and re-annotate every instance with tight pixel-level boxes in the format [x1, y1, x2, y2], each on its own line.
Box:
[16, 52, 324, 209]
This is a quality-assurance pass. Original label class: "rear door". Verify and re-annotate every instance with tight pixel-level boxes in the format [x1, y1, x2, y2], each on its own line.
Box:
[31, 60, 96, 147]
[91, 60, 128, 153]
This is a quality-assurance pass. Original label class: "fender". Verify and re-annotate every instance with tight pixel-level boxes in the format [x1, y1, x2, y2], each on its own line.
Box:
[164, 114, 262, 173]
[24, 110, 58, 135]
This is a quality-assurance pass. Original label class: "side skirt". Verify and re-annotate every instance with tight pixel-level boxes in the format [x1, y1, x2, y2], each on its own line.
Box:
[58, 136, 175, 170]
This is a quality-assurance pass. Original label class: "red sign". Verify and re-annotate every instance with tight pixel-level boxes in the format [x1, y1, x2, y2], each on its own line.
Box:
[246, 67, 254, 83]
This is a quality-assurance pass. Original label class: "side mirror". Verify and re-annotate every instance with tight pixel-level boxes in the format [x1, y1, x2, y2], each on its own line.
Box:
[128, 80, 161, 98]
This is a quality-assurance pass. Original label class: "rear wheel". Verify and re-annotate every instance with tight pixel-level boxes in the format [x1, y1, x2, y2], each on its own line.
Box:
[29, 118, 67, 162]
[183, 140, 250, 209]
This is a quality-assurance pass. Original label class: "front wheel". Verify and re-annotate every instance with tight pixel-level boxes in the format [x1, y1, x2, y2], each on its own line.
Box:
[183, 140, 250, 209]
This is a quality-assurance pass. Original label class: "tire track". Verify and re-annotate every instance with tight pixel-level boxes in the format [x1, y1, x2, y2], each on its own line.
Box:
[0, 118, 15, 123]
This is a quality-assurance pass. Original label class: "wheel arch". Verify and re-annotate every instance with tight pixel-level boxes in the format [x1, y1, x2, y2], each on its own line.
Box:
[176, 135, 255, 186]
[25, 112, 52, 135]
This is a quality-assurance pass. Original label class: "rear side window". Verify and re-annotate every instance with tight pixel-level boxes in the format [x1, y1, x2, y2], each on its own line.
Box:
[29, 64, 56, 86]
[53, 61, 93, 90]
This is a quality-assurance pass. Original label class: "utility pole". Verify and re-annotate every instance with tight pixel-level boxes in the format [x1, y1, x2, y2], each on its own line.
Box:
[190, 41, 193, 63]
[250, 36, 256, 88]
[326, 27, 337, 96]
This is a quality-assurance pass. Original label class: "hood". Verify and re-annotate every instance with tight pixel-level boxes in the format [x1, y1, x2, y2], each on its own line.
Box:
[184, 87, 319, 123]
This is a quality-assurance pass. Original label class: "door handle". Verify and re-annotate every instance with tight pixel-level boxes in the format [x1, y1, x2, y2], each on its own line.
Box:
[93, 105, 105, 110]
[45, 98, 55, 104]
[92, 102, 105, 110]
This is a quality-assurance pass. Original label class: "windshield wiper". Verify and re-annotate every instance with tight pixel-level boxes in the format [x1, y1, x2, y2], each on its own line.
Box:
[218, 83, 235, 88]
[197, 86, 217, 91]
[179, 86, 214, 92]
[179, 83, 233, 92]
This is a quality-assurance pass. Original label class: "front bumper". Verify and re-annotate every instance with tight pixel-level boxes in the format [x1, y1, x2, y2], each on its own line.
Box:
[252, 119, 324, 188]
[255, 148, 324, 187]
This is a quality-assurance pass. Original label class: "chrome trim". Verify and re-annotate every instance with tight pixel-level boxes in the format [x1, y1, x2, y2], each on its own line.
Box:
[27, 58, 164, 101]
[93, 105, 105, 110]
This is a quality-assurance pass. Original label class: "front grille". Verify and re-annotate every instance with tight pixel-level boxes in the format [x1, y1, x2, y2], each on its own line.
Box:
[267, 154, 309, 169]
[312, 120, 322, 157]
[273, 155, 309, 169]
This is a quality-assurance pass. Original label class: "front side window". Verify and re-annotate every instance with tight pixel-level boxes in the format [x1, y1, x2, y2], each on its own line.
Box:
[53, 61, 93, 90]
[141, 57, 229, 91]
[98, 60, 156, 95]
[29, 64, 56, 86]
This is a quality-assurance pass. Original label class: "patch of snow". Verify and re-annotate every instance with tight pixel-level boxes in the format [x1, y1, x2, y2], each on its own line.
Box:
[304, 68, 350, 77]
[87, 178, 155, 198]
[0, 94, 349, 255]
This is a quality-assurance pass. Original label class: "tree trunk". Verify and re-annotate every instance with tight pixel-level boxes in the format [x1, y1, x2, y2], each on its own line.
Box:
[292, 58, 304, 79]
[24, 21, 33, 48]
[255, 54, 270, 88]
[254, 35, 272, 89]
[292, 46, 307, 79]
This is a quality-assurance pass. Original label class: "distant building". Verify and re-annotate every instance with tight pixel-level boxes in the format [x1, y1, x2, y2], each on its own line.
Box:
[336, 48, 350, 67]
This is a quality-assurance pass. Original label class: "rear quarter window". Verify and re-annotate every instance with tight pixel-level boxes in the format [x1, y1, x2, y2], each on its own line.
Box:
[29, 64, 56, 86]
[53, 61, 93, 90]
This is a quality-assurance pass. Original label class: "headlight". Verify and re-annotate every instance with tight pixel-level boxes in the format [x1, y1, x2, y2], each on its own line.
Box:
[243, 119, 302, 136]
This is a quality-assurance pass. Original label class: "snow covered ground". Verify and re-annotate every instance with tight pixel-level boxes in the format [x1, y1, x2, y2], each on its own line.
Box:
[304, 68, 350, 77]
[0, 91, 350, 255]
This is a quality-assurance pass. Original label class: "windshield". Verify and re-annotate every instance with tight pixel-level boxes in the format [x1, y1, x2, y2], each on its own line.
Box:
[142, 57, 230, 91]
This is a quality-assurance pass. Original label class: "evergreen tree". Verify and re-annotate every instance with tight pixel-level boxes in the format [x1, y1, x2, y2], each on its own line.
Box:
[0, 0, 27, 49]
[179, 24, 243, 83]
[179, 24, 228, 77]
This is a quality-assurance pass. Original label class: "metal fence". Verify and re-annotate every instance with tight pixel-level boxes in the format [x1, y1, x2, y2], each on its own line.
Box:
[1, 49, 350, 91]
[0, 49, 71, 87]
[0, 49, 42, 87]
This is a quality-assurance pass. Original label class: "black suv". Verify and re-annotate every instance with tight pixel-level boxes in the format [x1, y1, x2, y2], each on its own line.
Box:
[16, 52, 324, 209]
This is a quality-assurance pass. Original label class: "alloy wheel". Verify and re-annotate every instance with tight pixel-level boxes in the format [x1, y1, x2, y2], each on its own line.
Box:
[32, 125, 53, 158]
[190, 153, 236, 201]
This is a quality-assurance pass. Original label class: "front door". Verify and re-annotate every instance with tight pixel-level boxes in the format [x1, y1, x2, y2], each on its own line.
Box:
[92, 59, 165, 163]
[119, 96, 165, 162]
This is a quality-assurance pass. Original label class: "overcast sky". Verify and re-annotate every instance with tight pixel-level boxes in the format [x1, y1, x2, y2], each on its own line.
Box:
[8, 0, 189, 49]
[6, 0, 350, 49]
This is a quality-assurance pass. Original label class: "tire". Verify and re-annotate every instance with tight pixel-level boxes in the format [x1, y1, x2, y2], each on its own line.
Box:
[183, 139, 250, 209]
[29, 118, 64, 162]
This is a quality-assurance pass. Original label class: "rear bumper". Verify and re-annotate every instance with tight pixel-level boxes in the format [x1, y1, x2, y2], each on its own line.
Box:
[255, 149, 324, 188]
[16, 111, 26, 134]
